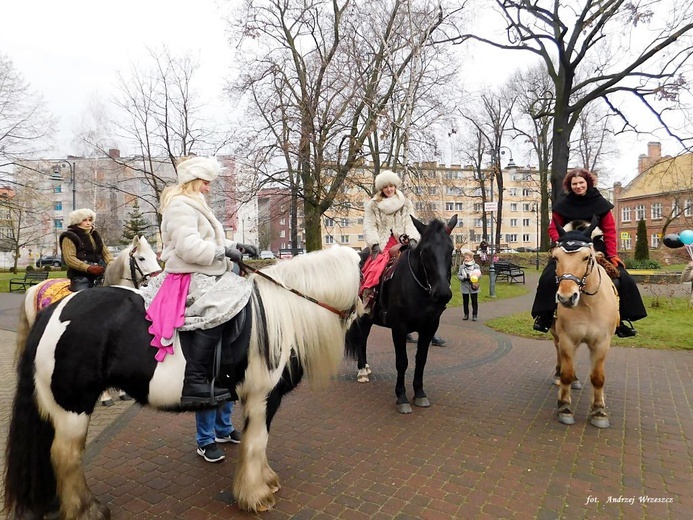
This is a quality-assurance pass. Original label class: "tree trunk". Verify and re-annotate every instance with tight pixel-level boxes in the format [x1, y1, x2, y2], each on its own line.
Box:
[303, 201, 322, 252]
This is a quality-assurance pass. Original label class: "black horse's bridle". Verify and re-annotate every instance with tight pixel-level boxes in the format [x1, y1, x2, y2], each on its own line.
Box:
[554, 241, 601, 296]
[406, 249, 433, 295]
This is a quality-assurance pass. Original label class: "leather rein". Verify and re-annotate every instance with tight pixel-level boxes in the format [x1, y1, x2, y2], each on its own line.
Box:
[238, 260, 356, 320]
[406, 248, 433, 294]
[126, 247, 158, 289]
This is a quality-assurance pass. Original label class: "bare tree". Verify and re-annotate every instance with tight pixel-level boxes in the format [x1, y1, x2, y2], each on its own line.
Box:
[228, 0, 465, 250]
[458, 0, 693, 203]
[0, 54, 56, 173]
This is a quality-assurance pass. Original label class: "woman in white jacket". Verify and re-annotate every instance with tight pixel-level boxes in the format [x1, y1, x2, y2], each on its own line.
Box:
[145, 156, 257, 404]
[361, 170, 446, 346]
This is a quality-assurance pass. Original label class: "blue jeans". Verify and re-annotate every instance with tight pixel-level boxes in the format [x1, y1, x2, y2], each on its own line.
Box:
[195, 401, 234, 448]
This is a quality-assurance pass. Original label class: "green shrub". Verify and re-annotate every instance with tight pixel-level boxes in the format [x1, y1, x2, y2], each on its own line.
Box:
[26, 264, 35, 272]
[625, 258, 661, 270]
[43, 265, 52, 272]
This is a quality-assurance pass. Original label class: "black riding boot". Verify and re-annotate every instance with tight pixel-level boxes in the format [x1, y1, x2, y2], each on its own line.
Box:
[180, 326, 232, 405]
[533, 311, 553, 333]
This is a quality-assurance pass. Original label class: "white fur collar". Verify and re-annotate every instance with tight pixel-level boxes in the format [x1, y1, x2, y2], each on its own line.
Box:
[374, 191, 405, 215]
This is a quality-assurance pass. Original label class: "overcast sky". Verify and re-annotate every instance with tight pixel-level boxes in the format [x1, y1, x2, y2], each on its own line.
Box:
[1, 0, 683, 185]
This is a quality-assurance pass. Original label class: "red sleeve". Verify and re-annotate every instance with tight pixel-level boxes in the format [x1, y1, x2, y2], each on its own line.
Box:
[548, 212, 565, 242]
[600, 212, 618, 258]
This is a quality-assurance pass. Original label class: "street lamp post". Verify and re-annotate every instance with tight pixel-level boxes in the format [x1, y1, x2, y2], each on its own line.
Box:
[487, 145, 515, 297]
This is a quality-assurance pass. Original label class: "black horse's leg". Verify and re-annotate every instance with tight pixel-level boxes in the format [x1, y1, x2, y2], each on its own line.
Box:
[347, 317, 373, 382]
[412, 327, 435, 407]
[392, 327, 412, 413]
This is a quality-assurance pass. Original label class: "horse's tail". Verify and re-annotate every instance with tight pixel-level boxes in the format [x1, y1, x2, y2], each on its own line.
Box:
[344, 317, 365, 360]
[15, 290, 32, 364]
[4, 315, 58, 518]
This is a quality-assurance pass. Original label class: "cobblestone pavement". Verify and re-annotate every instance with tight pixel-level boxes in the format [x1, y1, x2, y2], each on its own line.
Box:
[1, 274, 691, 520]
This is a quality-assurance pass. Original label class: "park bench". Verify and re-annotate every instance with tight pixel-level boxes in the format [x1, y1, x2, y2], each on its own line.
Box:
[493, 261, 525, 284]
[9, 271, 50, 292]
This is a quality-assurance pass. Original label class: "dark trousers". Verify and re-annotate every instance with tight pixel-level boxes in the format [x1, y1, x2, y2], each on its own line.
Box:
[531, 260, 647, 321]
[69, 275, 98, 292]
[463, 293, 478, 316]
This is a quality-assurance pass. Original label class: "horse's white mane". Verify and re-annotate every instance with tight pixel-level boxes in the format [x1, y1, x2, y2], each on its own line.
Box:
[248, 246, 362, 385]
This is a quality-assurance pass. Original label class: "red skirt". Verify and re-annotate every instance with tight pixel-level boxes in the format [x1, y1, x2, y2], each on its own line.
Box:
[360, 234, 399, 293]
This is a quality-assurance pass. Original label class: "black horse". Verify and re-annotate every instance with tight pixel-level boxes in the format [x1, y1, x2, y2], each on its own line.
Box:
[346, 215, 457, 413]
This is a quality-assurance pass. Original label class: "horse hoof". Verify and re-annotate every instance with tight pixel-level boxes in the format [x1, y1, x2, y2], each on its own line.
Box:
[413, 397, 430, 407]
[571, 380, 583, 390]
[397, 402, 413, 414]
[557, 412, 575, 425]
[364, 364, 372, 375]
[119, 393, 133, 401]
[357, 375, 369, 383]
[101, 399, 114, 407]
[590, 416, 610, 429]
[553, 377, 560, 386]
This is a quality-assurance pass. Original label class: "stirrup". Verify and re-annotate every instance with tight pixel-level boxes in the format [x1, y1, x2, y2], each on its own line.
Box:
[616, 320, 637, 338]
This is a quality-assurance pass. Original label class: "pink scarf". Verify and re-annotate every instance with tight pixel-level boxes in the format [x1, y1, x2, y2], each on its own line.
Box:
[145, 273, 191, 361]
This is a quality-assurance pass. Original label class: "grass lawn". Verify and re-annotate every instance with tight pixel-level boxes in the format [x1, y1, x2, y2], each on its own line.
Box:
[0, 270, 67, 293]
[448, 277, 530, 307]
[485, 296, 693, 350]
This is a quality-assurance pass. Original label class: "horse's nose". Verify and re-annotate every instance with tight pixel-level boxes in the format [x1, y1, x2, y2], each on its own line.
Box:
[557, 291, 579, 307]
[433, 285, 452, 303]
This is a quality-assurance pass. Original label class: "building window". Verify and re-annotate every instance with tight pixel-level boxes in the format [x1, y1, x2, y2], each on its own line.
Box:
[621, 207, 631, 222]
[279, 230, 285, 238]
[685, 200, 692, 217]
[522, 203, 531, 212]
[428, 187, 438, 195]
[473, 203, 483, 212]
[54, 185, 62, 193]
[474, 219, 484, 227]
[635, 204, 646, 220]
[510, 219, 518, 227]
[651, 233, 660, 248]
[340, 235, 350, 244]
[54, 202, 62, 211]
[324, 217, 334, 227]
[651, 203, 661, 220]
[455, 202, 463, 211]
[280, 218, 285, 225]
[325, 235, 334, 244]
[522, 234, 530, 242]
[506, 234, 518, 243]
[671, 200, 680, 216]
[358, 234, 364, 241]
[522, 188, 532, 197]
[54, 219, 63, 229]
[522, 218, 530, 227]
[340, 218, 348, 227]
[508, 188, 518, 197]
[510, 203, 518, 212]
[357, 218, 364, 225]
[446, 202, 454, 211]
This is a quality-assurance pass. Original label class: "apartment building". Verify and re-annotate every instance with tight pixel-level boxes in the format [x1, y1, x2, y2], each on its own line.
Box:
[320, 162, 542, 252]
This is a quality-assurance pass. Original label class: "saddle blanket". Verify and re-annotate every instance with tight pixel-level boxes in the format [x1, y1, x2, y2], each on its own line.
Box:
[34, 279, 72, 311]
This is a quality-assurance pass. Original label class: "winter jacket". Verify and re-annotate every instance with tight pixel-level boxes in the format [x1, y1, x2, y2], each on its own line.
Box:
[457, 261, 481, 295]
[160, 194, 232, 275]
[363, 191, 420, 251]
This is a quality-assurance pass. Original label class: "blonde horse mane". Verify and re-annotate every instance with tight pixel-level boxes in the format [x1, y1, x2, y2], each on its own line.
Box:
[248, 246, 362, 385]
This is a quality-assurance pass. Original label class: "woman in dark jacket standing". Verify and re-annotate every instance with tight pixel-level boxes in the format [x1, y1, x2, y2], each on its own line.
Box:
[60, 208, 113, 291]
[531, 168, 647, 337]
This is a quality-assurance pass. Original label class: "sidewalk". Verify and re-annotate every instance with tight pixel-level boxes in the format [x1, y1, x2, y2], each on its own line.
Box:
[1, 275, 692, 519]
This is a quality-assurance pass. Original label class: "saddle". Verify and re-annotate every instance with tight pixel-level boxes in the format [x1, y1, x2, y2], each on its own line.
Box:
[214, 301, 253, 400]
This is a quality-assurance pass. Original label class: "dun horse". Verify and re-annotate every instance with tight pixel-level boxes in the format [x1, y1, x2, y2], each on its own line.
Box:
[346, 215, 456, 413]
[4, 246, 362, 518]
[550, 219, 619, 428]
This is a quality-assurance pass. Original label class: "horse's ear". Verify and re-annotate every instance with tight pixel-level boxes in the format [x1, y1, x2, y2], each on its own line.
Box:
[445, 214, 458, 235]
[556, 221, 566, 238]
[585, 215, 599, 239]
[131, 236, 139, 247]
[411, 215, 426, 235]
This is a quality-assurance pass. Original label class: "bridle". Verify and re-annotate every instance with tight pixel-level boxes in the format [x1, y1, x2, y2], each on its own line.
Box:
[554, 240, 601, 296]
[407, 249, 432, 295]
[126, 247, 159, 289]
[238, 260, 357, 321]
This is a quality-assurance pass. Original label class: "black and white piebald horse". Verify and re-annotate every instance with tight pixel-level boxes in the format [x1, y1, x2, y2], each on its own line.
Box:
[4, 245, 362, 518]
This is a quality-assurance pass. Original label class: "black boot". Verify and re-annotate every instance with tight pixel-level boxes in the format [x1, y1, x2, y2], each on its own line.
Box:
[179, 326, 232, 405]
[472, 314, 478, 321]
[616, 320, 637, 337]
[431, 335, 447, 347]
[463, 314, 469, 321]
[532, 312, 553, 333]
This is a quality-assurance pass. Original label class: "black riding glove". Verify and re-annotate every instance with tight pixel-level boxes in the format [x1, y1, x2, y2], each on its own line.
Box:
[224, 246, 243, 263]
[236, 243, 259, 258]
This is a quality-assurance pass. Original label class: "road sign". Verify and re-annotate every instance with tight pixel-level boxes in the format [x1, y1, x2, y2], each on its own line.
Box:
[620, 232, 630, 240]
[484, 202, 498, 212]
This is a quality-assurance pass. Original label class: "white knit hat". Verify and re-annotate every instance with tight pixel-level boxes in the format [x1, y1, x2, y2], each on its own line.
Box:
[68, 208, 96, 226]
[374, 170, 401, 192]
[176, 157, 220, 185]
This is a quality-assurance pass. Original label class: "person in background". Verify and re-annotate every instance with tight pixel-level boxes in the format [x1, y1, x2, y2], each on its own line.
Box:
[361, 170, 447, 347]
[60, 208, 113, 292]
[531, 168, 646, 336]
[195, 401, 242, 463]
[457, 249, 481, 321]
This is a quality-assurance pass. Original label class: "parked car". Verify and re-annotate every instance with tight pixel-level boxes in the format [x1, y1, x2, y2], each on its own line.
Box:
[260, 250, 276, 260]
[36, 255, 63, 267]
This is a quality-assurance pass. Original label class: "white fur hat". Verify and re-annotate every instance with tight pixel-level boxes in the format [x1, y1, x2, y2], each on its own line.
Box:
[68, 208, 96, 226]
[374, 170, 401, 192]
[176, 156, 220, 185]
